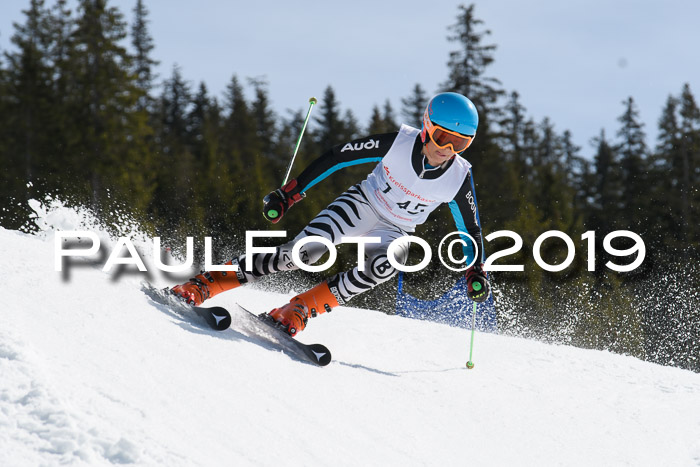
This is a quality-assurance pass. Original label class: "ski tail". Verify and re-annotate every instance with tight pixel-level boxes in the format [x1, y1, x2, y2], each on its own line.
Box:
[142, 282, 232, 331]
[304, 343, 332, 366]
[236, 304, 332, 367]
[194, 306, 232, 331]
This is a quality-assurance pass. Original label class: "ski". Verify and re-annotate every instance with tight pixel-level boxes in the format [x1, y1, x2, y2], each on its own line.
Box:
[142, 283, 331, 366]
[234, 303, 331, 367]
[193, 306, 232, 331]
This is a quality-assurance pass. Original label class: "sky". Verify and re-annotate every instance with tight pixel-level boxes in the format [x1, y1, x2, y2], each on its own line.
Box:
[1, 0, 699, 157]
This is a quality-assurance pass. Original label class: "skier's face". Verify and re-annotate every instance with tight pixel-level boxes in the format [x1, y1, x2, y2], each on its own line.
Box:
[423, 139, 455, 166]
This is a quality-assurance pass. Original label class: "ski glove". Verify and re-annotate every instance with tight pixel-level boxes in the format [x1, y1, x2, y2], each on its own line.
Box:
[262, 179, 305, 224]
[465, 263, 490, 303]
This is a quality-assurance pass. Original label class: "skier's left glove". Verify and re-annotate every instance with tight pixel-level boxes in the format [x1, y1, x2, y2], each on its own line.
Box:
[262, 179, 305, 224]
[465, 263, 490, 303]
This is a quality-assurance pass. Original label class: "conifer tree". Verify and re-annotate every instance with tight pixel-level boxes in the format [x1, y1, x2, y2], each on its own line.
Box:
[315, 85, 346, 149]
[4, 0, 54, 191]
[46, 0, 72, 70]
[188, 82, 235, 239]
[500, 91, 526, 163]
[655, 94, 683, 244]
[222, 75, 253, 167]
[152, 65, 196, 225]
[440, 3, 506, 229]
[221, 75, 266, 228]
[45, 0, 74, 163]
[189, 81, 221, 170]
[615, 96, 648, 231]
[441, 3, 503, 131]
[157, 65, 191, 155]
[677, 84, 700, 243]
[367, 105, 384, 134]
[131, 0, 158, 112]
[382, 99, 397, 130]
[535, 118, 563, 167]
[1, 0, 79, 226]
[68, 0, 152, 211]
[248, 77, 277, 163]
[401, 83, 428, 128]
[532, 118, 573, 229]
[492, 91, 528, 221]
[657, 95, 680, 160]
[342, 109, 361, 142]
[520, 117, 540, 173]
[0, 41, 14, 221]
[591, 129, 622, 232]
[367, 99, 397, 134]
[562, 130, 592, 222]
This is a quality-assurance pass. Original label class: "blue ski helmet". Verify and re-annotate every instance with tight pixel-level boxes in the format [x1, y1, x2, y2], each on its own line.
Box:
[421, 92, 479, 144]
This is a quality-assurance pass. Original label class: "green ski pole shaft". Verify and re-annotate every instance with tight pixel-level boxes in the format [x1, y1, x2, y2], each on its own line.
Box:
[466, 301, 477, 369]
[282, 97, 317, 186]
[265, 97, 317, 221]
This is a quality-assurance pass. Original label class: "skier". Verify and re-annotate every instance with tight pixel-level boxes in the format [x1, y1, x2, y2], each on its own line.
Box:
[171, 92, 491, 336]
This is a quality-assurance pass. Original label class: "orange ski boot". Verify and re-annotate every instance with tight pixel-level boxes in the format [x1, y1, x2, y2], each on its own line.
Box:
[171, 261, 242, 306]
[267, 281, 340, 336]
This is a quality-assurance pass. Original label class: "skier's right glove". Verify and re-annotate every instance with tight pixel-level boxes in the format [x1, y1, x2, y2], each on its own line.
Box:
[262, 179, 305, 223]
[465, 263, 490, 303]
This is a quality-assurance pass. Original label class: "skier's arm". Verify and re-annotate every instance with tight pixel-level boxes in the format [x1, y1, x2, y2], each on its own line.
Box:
[295, 132, 398, 193]
[262, 132, 397, 223]
[448, 169, 490, 302]
[447, 168, 485, 264]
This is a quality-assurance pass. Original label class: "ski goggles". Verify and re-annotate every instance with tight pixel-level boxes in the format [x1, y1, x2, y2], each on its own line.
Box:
[424, 119, 474, 153]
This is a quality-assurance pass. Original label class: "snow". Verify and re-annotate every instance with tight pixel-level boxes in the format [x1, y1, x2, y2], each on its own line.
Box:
[1, 205, 700, 466]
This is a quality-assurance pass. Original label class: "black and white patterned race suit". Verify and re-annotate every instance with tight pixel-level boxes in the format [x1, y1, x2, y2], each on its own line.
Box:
[232, 124, 485, 304]
[235, 184, 410, 304]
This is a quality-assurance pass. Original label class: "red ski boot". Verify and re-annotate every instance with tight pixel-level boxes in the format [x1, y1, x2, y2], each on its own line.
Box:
[171, 261, 242, 306]
[267, 281, 340, 336]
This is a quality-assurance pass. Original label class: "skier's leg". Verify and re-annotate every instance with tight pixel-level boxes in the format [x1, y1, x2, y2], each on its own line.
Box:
[237, 184, 380, 283]
[325, 225, 410, 305]
[268, 214, 412, 336]
[172, 184, 379, 306]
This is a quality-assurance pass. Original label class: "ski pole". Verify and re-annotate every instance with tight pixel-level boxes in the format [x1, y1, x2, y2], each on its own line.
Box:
[282, 96, 317, 186]
[265, 97, 317, 221]
[466, 301, 477, 369]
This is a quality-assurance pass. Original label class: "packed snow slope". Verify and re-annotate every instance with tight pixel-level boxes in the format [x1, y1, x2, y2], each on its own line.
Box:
[1, 225, 700, 466]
